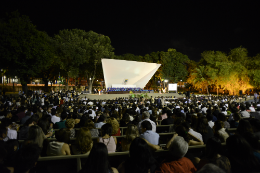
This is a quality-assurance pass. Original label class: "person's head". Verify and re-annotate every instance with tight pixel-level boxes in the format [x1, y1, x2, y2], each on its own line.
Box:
[55, 128, 71, 144]
[0, 126, 7, 140]
[205, 137, 222, 159]
[37, 118, 50, 135]
[106, 117, 119, 135]
[233, 112, 241, 122]
[142, 111, 150, 120]
[226, 134, 260, 171]
[60, 112, 68, 120]
[125, 124, 139, 143]
[14, 144, 41, 173]
[65, 118, 76, 129]
[27, 125, 45, 148]
[197, 163, 225, 173]
[206, 114, 213, 122]
[84, 119, 95, 130]
[141, 121, 152, 133]
[175, 125, 190, 143]
[98, 114, 106, 123]
[82, 142, 112, 173]
[101, 123, 112, 136]
[218, 113, 226, 122]
[197, 117, 209, 134]
[237, 119, 254, 136]
[127, 137, 154, 172]
[168, 136, 188, 160]
[213, 121, 224, 132]
[75, 127, 92, 154]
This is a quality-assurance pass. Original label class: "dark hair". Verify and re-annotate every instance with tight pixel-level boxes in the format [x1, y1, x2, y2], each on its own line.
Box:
[226, 135, 260, 172]
[190, 115, 198, 131]
[24, 118, 34, 127]
[37, 119, 50, 135]
[141, 121, 152, 131]
[60, 112, 67, 120]
[205, 137, 222, 159]
[175, 125, 190, 143]
[206, 114, 213, 121]
[101, 123, 112, 136]
[243, 132, 260, 151]
[197, 117, 209, 134]
[55, 128, 71, 144]
[233, 113, 241, 121]
[14, 144, 41, 173]
[236, 119, 254, 136]
[125, 137, 155, 173]
[31, 114, 39, 123]
[0, 126, 7, 138]
[80, 143, 112, 173]
[97, 114, 105, 122]
[218, 113, 226, 122]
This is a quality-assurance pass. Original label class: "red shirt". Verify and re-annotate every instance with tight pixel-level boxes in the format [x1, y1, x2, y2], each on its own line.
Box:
[155, 157, 197, 173]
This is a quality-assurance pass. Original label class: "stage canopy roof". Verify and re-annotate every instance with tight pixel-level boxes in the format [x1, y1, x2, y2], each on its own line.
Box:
[101, 58, 161, 89]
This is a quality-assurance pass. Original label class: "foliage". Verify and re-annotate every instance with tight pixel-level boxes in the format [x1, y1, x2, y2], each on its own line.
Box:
[0, 11, 54, 92]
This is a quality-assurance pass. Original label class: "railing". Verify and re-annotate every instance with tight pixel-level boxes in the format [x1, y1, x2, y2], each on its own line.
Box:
[37, 144, 226, 172]
[18, 132, 176, 143]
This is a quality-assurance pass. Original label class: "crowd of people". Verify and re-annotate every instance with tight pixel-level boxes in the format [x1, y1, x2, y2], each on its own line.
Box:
[0, 90, 260, 173]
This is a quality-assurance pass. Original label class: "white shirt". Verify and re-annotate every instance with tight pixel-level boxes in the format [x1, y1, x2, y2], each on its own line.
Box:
[208, 121, 214, 128]
[189, 129, 203, 142]
[240, 110, 250, 117]
[249, 107, 255, 112]
[7, 128, 17, 139]
[51, 115, 61, 124]
[138, 119, 156, 134]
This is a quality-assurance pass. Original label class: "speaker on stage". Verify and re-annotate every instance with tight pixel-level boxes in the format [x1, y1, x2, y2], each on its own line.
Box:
[239, 90, 242, 96]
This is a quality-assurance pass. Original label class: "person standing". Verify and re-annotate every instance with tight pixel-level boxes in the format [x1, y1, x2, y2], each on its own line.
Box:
[254, 92, 259, 103]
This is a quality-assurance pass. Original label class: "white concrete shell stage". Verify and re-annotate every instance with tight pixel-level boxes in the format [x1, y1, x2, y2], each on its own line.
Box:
[79, 93, 184, 100]
[101, 59, 161, 89]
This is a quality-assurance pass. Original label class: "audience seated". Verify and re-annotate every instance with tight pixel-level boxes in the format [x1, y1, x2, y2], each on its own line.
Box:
[14, 144, 41, 173]
[79, 142, 119, 173]
[98, 123, 117, 153]
[118, 137, 157, 173]
[84, 119, 99, 137]
[71, 127, 93, 155]
[140, 121, 159, 145]
[121, 124, 139, 151]
[65, 118, 76, 138]
[156, 135, 197, 173]
[226, 134, 260, 173]
[196, 117, 214, 144]
[1, 90, 260, 172]
[197, 137, 231, 172]
[197, 163, 225, 173]
[47, 128, 71, 156]
[213, 121, 229, 143]
[106, 117, 121, 136]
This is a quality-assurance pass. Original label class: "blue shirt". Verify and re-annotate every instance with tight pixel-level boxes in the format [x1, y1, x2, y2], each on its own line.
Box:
[140, 130, 159, 145]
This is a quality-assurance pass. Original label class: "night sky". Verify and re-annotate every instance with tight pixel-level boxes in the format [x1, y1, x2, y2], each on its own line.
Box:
[1, 0, 260, 61]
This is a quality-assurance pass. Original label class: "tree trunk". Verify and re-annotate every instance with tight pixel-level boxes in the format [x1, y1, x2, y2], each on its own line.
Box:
[88, 79, 92, 94]
[66, 73, 69, 91]
[22, 83, 28, 95]
[206, 85, 209, 95]
[43, 78, 49, 92]
[217, 87, 218, 96]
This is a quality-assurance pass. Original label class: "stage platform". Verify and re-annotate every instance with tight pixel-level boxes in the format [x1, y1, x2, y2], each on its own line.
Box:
[79, 93, 184, 100]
